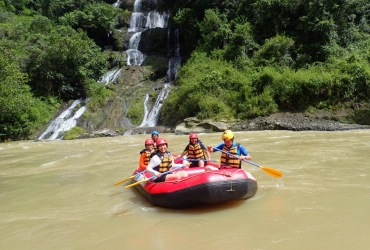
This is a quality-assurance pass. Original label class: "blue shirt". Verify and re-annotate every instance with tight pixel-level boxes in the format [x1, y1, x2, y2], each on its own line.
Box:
[214, 142, 249, 156]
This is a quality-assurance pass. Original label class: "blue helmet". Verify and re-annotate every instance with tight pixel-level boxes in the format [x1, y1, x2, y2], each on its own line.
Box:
[152, 130, 159, 135]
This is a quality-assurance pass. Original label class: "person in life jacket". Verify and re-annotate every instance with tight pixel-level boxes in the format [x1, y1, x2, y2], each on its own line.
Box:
[206, 130, 251, 170]
[178, 133, 211, 167]
[151, 130, 159, 149]
[146, 138, 188, 182]
[138, 138, 155, 170]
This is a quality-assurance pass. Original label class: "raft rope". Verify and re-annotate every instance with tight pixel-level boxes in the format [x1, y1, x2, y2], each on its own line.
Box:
[221, 168, 245, 192]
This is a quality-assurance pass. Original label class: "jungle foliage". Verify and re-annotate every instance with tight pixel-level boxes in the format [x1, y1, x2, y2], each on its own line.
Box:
[0, 0, 122, 141]
[1, 0, 370, 140]
[160, 0, 370, 125]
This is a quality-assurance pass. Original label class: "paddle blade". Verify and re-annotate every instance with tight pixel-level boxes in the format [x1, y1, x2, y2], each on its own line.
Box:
[113, 176, 134, 186]
[124, 178, 149, 188]
[261, 166, 283, 178]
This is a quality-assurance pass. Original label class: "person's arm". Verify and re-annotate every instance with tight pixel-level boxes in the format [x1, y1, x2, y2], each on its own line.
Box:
[207, 143, 224, 153]
[200, 142, 211, 160]
[146, 156, 162, 177]
[139, 153, 147, 170]
[238, 144, 252, 160]
[205, 150, 211, 160]
[179, 145, 189, 158]
[172, 156, 189, 168]
[179, 151, 187, 159]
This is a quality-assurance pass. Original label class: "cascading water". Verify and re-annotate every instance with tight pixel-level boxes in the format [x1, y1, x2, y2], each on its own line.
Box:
[166, 28, 181, 83]
[126, 1, 179, 129]
[137, 28, 181, 128]
[99, 69, 122, 86]
[113, 0, 121, 8]
[138, 84, 171, 127]
[37, 99, 87, 140]
[36, 68, 122, 140]
[126, 0, 169, 66]
[37, 0, 181, 139]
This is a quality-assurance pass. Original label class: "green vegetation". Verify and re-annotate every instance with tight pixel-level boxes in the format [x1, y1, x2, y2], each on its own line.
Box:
[127, 99, 145, 125]
[1, 0, 370, 140]
[160, 1, 370, 126]
[63, 126, 85, 140]
[86, 80, 114, 112]
[0, 1, 123, 141]
[0, 52, 58, 141]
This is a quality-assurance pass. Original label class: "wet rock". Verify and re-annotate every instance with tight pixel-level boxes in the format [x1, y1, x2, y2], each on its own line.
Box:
[233, 113, 370, 131]
[174, 117, 232, 134]
[175, 112, 370, 134]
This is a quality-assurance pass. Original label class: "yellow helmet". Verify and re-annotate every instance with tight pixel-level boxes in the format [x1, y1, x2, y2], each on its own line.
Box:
[222, 130, 234, 141]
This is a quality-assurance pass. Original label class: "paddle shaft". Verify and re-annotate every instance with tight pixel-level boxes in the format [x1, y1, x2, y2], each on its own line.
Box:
[114, 169, 146, 186]
[176, 157, 219, 163]
[212, 147, 282, 178]
[125, 165, 184, 188]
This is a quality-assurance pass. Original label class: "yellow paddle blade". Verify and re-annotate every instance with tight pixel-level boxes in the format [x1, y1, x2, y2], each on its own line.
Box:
[113, 175, 135, 186]
[261, 166, 283, 178]
[124, 178, 149, 188]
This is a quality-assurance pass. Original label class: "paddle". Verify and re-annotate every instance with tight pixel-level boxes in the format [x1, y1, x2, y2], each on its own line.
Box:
[113, 170, 147, 186]
[176, 157, 220, 163]
[124, 165, 185, 188]
[213, 148, 283, 178]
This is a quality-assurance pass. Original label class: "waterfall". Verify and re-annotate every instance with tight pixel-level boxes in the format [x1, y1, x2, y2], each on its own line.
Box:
[36, 69, 121, 140]
[136, 28, 181, 127]
[166, 28, 181, 82]
[125, 0, 175, 130]
[37, 1, 181, 139]
[126, 32, 146, 66]
[99, 69, 122, 86]
[37, 100, 86, 140]
[138, 84, 171, 127]
[126, 0, 169, 66]
[146, 11, 169, 29]
[113, 0, 121, 7]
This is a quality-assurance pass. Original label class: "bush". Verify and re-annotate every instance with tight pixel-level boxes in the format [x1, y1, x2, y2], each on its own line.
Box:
[86, 80, 113, 111]
[127, 96, 145, 125]
[0, 53, 57, 141]
[63, 126, 85, 140]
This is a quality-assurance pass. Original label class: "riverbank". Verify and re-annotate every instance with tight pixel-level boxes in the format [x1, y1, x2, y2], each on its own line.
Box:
[232, 112, 370, 131]
[77, 110, 370, 139]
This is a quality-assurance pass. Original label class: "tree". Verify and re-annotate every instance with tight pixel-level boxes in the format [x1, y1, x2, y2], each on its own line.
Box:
[0, 50, 54, 141]
[25, 25, 107, 100]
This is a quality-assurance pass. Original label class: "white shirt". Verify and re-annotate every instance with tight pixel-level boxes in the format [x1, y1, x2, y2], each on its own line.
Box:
[146, 154, 183, 177]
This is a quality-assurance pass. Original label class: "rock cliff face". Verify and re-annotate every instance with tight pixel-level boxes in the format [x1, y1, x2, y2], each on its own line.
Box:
[78, 65, 169, 133]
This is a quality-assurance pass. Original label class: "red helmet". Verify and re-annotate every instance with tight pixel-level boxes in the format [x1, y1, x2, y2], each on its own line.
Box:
[189, 133, 198, 140]
[156, 138, 168, 147]
[145, 138, 154, 145]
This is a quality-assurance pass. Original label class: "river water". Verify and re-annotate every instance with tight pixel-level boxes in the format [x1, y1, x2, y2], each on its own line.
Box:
[1, 130, 369, 250]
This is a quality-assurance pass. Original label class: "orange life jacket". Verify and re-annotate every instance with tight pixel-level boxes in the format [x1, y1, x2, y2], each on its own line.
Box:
[139, 148, 154, 166]
[220, 143, 241, 168]
[153, 151, 173, 173]
[186, 143, 205, 159]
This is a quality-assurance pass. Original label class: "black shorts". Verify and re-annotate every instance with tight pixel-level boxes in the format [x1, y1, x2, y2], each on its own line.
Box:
[153, 174, 167, 183]
[189, 160, 207, 167]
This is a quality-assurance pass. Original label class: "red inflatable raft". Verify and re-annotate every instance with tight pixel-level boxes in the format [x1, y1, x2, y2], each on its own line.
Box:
[128, 162, 258, 209]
